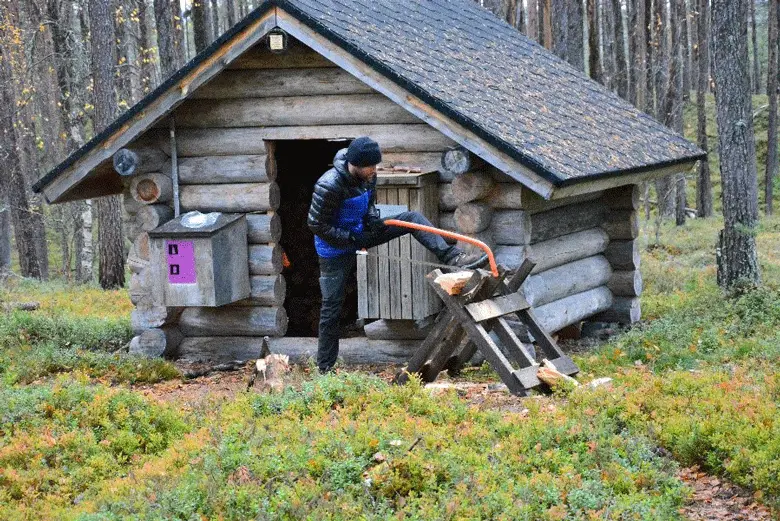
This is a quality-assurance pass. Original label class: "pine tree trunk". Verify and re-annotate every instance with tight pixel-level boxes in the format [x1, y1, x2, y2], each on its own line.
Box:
[90, 0, 126, 289]
[138, 0, 158, 94]
[551, 0, 569, 61]
[767, 0, 778, 216]
[192, 0, 212, 54]
[587, 0, 603, 81]
[644, 0, 654, 115]
[633, 0, 647, 109]
[567, 0, 585, 70]
[0, 178, 11, 277]
[75, 200, 94, 283]
[750, 0, 761, 95]
[154, 0, 180, 78]
[540, 0, 553, 49]
[601, 0, 616, 90]
[711, 0, 761, 289]
[211, 0, 220, 40]
[612, 0, 629, 99]
[226, 0, 238, 27]
[528, 0, 539, 41]
[681, 0, 692, 101]
[696, 0, 713, 218]
[668, 0, 687, 225]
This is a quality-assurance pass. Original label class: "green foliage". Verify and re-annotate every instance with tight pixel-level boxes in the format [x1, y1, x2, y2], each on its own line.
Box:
[0, 377, 188, 520]
[65, 373, 687, 521]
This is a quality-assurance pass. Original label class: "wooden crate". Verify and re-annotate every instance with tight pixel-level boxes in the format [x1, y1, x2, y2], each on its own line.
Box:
[149, 213, 250, 307]
[357, 171, 441, 320]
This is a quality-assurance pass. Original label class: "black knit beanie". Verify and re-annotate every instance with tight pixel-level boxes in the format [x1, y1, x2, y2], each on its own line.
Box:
[345, 137, 382, 167]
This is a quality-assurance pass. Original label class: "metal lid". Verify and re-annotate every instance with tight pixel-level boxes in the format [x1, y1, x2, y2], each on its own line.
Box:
[148, 212, 245, 238]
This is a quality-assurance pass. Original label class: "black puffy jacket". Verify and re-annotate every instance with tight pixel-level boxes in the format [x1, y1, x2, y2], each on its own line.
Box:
[307, 149, 380, 247]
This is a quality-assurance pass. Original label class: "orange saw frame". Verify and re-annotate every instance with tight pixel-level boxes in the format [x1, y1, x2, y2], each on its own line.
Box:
[383, 219, 499, 277]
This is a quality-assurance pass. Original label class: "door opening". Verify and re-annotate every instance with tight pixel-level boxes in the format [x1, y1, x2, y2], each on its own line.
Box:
[275, 139, 359, 337]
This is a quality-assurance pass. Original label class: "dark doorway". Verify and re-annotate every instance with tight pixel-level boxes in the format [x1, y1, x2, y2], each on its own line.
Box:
[275, 139, 359, 337]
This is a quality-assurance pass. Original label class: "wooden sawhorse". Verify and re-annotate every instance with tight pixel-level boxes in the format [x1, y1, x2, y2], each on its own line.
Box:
[394, 259, 579, 396]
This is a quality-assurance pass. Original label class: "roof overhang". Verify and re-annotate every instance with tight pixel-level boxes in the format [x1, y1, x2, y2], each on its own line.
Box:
[34, 0, 703, 204]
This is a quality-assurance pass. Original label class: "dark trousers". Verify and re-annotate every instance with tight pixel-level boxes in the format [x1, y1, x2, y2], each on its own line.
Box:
[317, 211, 458, 372]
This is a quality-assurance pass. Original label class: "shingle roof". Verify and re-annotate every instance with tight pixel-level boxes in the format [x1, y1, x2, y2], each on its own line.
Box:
[34, 0, 703, 196]
[281, 0, 704, 184]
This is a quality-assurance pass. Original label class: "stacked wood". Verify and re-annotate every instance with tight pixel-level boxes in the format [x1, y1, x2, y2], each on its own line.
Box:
[249, 244, 284, 275]
[130, 173, 173, 204]
[136, 204, 174, 232]
[131, 304, 181, 334]
[491, 211, 532, 245]
[607, 270, 643, 297]
[174, 93, 422, 128]
[520, 190, 604, 214]
[439, 147, 486, 179]
[113, 147, 169, 177]
[439, 212, 456, 232]
[380, 152, 443, 177]
[533, 286, 613, 333]
[178, 336, 420, 365]
[494, 228, 611, 272]
[179, 306, 288, 337]
[178, 155, 277, 184]
[594, 296, 641, 324]
[484, 183, 525, 209]
[364, 319, 432, 340]
[522, 255, 612, 307]
[230, 275, 287, 306]
[528, 200, 605, 243]
[604, 239, 641, 271]
[246, 213, 282, 243]
[438, 183, 458, 211]
[128, 326, 182, 358]
[451, 170, 495, 204]
[597, 185, 642, 324]
[602, 209, 639, 240]
[123, 191, 144, 216]
[191, 68, 373, 99]
[179, 182, 280, 213]
[454, 203, 493, 234]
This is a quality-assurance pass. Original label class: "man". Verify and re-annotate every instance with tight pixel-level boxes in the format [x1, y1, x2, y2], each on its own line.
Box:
[308, 137, 481, 373]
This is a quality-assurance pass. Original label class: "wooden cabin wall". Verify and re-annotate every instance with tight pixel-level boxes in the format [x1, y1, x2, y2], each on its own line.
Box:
[124, 39, 457, 362]
[438, 164, 642, 335]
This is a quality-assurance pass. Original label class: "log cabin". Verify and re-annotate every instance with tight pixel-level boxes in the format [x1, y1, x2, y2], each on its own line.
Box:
[32, 0, 705, 364]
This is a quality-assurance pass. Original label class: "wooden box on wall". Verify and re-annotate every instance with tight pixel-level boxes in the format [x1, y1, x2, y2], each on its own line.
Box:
[149, 213, 250, 307]
[357, 170, 441, 320]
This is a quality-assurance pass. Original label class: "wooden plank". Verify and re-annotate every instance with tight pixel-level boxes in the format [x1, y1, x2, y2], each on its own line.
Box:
[427, 271, 528, 396]
[168, 124, 456, 156]
[420, 325, 466, 382]
[388, 189, 402, 319]
[246, 212, 282, 244]
[191, 67, 374, 98]
[179, 306, 288, 337]
[531, 286, 613, 333]
[174, 93, 422, 128]
[227, 41, 336, 69]
[528, 200, 605, 244]
[378, 189, 391, 318]
[399, 189, 413, 318]
[465, 292, 530, 322]
[178, 155, 274, 184]
[550, 162, 698, 200]
[522, 255, 612, 307]
[393, 310, 455, 384]
[179, 182, 280, 212]
[357, 251, 369, 318]
[179, 336, 420, 365]
[42, 11, 278, 203]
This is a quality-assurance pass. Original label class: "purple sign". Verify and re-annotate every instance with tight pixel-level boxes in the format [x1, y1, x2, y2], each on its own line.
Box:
[166, 240, 196, 284]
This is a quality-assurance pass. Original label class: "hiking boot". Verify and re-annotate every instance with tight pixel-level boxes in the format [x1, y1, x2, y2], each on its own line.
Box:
[446, 251, 489, 269]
